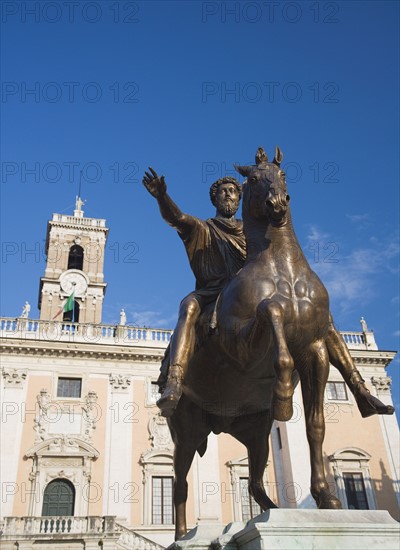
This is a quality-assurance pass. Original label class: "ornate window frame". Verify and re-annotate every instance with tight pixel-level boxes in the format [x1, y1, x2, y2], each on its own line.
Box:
[25, 436, 99, 517]
[140, 449, 174, 525]
[328, 447, 376, 510]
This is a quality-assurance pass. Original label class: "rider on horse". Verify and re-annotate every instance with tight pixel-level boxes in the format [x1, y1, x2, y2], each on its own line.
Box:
[142, 167, 393, 420]
[142, 168, 246, 415]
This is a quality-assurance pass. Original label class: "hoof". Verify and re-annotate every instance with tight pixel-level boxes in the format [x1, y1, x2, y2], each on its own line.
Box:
[272, 396, 293, 421]
[157, 394, 179, 417]
[175, 528, 187, 541]
[313, 488, 342, 509]
[356, 390, 395, 418]
[318, 496, 342, 509]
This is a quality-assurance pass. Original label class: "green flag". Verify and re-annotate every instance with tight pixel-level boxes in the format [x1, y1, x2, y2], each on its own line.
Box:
[52, 290, 75, 320]
[64, 290, 75, 313]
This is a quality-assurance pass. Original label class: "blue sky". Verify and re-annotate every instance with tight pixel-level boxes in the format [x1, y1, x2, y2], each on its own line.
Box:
[1, 1, 399, 414]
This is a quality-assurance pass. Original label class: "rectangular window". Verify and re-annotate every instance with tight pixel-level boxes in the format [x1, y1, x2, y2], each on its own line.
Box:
[326, 381, 348, 401]
[57, 378, 82, 398]
[240, 478, 262, 522]
[152, 477, 174, 524]
[343, 473, 369, 510]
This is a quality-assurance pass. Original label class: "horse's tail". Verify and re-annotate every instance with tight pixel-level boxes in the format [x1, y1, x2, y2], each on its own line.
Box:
[197, 438, 208, 457]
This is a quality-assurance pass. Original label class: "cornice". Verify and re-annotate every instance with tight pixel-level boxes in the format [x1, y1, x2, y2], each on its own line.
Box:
[1, 340, 395, 367]
[350, 349, 397, 367]
[0, 339, 164, 362]
[48, 220, 109, 233]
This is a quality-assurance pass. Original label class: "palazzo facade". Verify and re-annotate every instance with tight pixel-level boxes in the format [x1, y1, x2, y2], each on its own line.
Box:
[1, 201, 398, 549]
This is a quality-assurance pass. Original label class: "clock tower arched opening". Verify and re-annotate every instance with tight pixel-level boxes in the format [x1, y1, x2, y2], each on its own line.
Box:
[63, 300, 80, 323]
[38, 196, 109, 324]
[67, 244, 84, 270]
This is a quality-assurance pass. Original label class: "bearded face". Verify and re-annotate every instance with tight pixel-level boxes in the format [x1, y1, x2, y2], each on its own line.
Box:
[215, 183, 240, 218]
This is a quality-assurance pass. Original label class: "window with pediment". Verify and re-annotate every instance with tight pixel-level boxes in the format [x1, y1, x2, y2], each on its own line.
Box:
[328, 448, 376, 510]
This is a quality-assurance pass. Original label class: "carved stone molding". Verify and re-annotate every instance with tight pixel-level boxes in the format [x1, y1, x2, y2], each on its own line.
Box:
[2, 368, 27, 388]
[82, 390, 99, 441]
[148, 412, 173, 450]
[371, 376, 392, 395]
[109, 373, 132, 391]
[33, 389, 99, 443]
[34, 389, 51, 442]
[48, 435, 80, 452]
[40, 457, 83, 468]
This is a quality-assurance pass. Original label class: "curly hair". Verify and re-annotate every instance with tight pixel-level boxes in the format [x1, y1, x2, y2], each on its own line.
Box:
[209, 177, 242, 207]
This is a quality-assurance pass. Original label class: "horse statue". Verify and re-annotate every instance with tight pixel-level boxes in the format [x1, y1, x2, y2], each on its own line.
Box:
[165, 146, 364, 540]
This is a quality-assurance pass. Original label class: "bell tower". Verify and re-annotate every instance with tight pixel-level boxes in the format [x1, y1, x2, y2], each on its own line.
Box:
[38, 197, 109, 324]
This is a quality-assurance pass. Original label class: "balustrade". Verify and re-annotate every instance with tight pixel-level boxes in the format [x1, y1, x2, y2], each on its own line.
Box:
[52, 214, 106, 227]
[1, 516, 164, 549]
[0, 317, 172, 347]
[341, 331, 366, 349]
[2, 317, 376, 350]
[2, 516, 108, 535]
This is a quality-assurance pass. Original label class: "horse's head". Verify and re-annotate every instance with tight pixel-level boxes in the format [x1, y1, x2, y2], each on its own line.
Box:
[235, 146, 290, 226]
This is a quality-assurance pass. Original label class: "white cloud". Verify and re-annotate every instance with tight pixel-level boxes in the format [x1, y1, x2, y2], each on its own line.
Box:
[346, 213, 370, 223]
[345, 213, 372, 231]
[102, 302, 177, 329]
[126, 309, 177, 329]
[305, 224, 330, 244]
[303, 226, 399, 315]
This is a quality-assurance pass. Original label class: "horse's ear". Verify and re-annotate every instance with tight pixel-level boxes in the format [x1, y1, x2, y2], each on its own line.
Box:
[234, 164, 252, 177]
[256, 147, 268, 165]
[273, 146, 283, 166]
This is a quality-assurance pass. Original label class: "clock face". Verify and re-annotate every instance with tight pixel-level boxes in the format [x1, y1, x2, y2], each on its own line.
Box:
[60, 270, 88, 297]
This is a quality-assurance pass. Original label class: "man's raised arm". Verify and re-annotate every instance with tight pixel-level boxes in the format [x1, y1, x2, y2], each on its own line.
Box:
[142, 167, 195, 234]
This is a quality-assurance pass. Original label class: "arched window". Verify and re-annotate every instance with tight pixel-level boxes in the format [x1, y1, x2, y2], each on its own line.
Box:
[63, 300, 80, 323]
[68, 245, 84, 270]
[42, 479, 75, 516]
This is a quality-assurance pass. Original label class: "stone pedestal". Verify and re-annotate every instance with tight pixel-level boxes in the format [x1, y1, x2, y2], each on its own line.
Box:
[169, 509, 399, 550]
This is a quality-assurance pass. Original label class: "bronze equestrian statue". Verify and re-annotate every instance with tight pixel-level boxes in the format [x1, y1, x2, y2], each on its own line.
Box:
[142, 148, 394, 540]
[142, 166, 392, 420]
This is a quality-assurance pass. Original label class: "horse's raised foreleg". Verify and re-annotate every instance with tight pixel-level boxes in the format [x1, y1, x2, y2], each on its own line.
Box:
[229, 411, 278, 511]
[257, 299, 294, 421]
[297, 340, 342, 509]
[326, 314, 394, 417]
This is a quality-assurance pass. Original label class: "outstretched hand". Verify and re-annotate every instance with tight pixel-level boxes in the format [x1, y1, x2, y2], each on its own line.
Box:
[142, 167, 167, 198]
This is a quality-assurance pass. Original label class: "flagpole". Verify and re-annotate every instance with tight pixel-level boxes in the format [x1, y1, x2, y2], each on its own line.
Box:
[71, 283, 76, 324]
[78, 170, 82, 199]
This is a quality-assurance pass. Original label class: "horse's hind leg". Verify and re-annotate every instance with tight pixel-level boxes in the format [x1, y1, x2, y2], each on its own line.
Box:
[297, 340, 342, 509]
[257, 299, 294, 421]
[173, 442, 198, 540]
[170, 399, 211, 540]
[230, 411, 278, 511]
